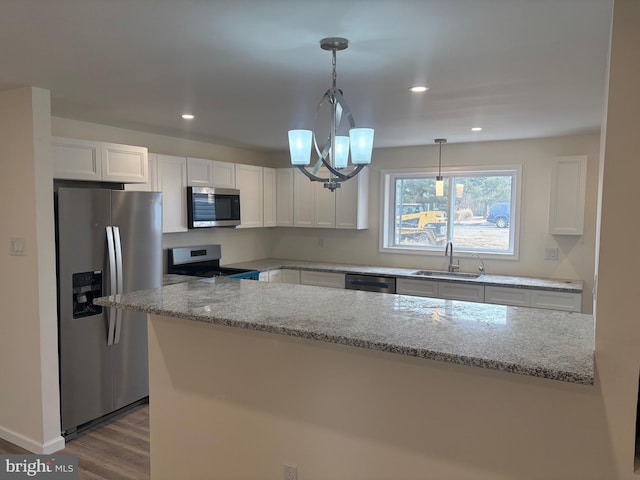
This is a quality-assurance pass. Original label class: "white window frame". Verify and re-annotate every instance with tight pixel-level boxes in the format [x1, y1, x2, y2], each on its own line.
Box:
[380, 165, 522, 260]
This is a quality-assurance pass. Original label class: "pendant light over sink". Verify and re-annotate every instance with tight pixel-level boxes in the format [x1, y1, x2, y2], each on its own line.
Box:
[434, 138, 447, 197]
[288, 37, 374, 192]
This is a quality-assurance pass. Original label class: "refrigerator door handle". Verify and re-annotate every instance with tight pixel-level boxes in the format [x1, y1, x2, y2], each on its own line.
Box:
[106, 226, 117, 346]
[113, 226, 124, 344]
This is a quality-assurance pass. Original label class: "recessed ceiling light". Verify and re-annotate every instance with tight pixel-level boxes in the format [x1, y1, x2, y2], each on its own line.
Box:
[471, 127, 482, 131]
[409, 86, 429, 93]
[182, 114, 194, 120]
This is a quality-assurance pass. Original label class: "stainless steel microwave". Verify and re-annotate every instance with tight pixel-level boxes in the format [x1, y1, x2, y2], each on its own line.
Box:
[187, 187, 241, 228]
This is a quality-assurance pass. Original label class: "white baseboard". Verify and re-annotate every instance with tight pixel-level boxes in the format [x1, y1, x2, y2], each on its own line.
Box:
[0, 425, 65, 454]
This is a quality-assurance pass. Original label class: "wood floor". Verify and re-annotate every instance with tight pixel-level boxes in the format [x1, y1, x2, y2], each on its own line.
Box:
[0, 403, 150, 480]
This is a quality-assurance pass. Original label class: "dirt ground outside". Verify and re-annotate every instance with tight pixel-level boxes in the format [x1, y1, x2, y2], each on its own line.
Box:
[399, 217, 510, 251]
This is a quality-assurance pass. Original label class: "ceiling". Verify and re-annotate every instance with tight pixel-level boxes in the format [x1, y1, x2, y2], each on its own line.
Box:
[0, 0, 613, 151]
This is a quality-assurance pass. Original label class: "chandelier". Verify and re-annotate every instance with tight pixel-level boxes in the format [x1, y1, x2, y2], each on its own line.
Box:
[288, 37, 374, 192]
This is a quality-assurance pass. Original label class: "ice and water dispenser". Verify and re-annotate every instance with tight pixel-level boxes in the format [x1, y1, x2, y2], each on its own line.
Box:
[72, 271, 103, 319]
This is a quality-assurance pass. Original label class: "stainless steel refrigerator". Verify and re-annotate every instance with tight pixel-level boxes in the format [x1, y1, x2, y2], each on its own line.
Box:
[55, 187, 162, 435]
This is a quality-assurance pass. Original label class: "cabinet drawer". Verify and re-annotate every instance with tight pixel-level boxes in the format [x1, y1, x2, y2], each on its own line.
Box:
[530, 290, 582, 312]
[300, 270, 345, 289]
[484, 286, 531, 307]
[396, 278, 439, 298]
[438, 282, 485, 302]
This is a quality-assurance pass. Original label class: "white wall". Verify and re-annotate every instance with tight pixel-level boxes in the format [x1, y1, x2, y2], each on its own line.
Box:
[593, 0, 640, 472]
[52, 117, 276, 265]
[270, 133, 600, 313]
[0, 87, 63, 453]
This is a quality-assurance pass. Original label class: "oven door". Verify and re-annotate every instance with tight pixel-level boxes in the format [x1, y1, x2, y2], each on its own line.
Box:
[187, 187, 241, 228]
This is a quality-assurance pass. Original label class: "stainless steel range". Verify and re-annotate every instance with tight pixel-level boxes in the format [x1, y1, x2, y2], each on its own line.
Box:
[167, 245, 259, 279]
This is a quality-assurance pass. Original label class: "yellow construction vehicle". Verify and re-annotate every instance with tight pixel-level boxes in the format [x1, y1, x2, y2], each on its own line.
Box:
[397, 204, 447, 245]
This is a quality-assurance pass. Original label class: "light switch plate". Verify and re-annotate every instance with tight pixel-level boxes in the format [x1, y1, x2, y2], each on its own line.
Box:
[10, 237, 26, 256]
[544, 247, 558, 260]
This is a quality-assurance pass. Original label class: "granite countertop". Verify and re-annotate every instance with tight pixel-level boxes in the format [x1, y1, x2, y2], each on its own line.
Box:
[222, 258, 583, 292]
[95, 278, 594, 385]
[163, 274, 194, 286]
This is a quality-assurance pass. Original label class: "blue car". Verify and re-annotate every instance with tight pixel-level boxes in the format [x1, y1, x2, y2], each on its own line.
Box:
[487, 202, 510, 228]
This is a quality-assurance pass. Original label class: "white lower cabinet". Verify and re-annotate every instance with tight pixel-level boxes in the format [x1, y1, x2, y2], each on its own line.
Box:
[484, 286, 531, 307]
[529, 290, 582, 312]
[397, 277, 484, 303]
[484, 285, 581, 312]
[259, 269, 301, 284]
[396, 278, 439, 298]
[300, 270, 345, 289]
[438, 282, 485, 302]
[281, 269, 301, 284]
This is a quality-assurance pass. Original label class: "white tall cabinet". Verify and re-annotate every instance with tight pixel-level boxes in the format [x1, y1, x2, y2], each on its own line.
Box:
[157, 154, 188, 233]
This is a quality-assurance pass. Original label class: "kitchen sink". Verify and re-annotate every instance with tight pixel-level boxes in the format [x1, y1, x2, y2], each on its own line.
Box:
[412, 270, 482, 279]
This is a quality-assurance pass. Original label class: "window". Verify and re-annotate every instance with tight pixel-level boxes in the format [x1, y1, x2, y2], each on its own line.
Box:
[381, 166, 521, 257]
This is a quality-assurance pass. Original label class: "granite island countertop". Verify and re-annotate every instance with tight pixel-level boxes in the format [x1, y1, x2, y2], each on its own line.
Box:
[222, 258, 583, 292]
[95, 277, 594, 385]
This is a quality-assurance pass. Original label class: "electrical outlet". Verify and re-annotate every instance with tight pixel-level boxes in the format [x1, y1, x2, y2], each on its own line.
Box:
[284, 464, 298, 480]
[544, 247, 558, 260]
[10, 237, 26, 256]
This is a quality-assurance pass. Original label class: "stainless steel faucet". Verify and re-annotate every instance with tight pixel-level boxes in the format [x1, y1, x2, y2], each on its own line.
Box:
[445, 242, 460, 272]
[471, 253, 485, 275]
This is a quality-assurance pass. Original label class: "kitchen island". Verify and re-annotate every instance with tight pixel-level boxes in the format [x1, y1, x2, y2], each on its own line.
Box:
[94, 277, 609, 479]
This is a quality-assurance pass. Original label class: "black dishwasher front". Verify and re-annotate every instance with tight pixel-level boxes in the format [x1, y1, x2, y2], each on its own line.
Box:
[344, 274, 396, 294]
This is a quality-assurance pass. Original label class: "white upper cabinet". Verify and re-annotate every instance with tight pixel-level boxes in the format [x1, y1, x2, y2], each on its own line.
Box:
[125, 153, 158, 192]
[276, 168, 295, 227]
[335, 167, 369, 229]
[235, 164, 263, 228]
[263, 167, 277, 227]
[294, 168, 315, 227]
[294, 167, 334, 227]
[52, 137, 101, 181]
[157, 154, 188, 233]
[53, 137, 148, 184]
[549, 155, 587, 235]
[186, 157, 236, 188]
[101, 142, 148, 183]
[315, 174, 336, 228]
[292, 167, 368, 229]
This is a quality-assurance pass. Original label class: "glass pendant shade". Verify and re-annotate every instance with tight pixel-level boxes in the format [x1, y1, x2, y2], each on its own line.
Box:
[436, 177, 444, 197]
[333, 136, 350, 168]
[349, 128, 374, 165]
[288, 130, 312, 165]
[456, 183, 464, 198]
